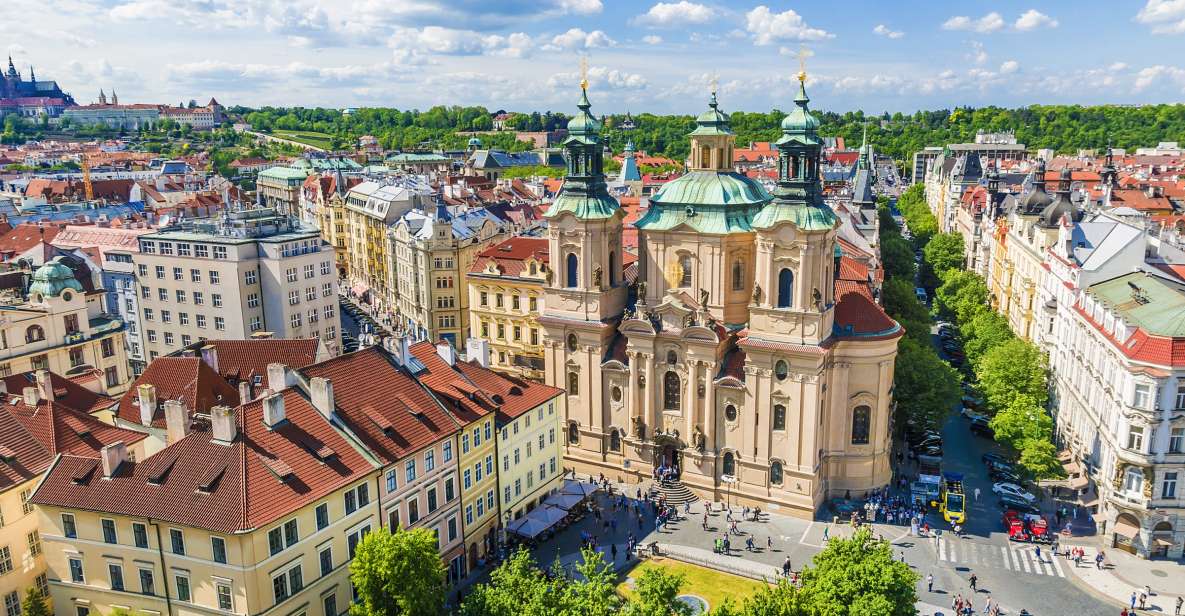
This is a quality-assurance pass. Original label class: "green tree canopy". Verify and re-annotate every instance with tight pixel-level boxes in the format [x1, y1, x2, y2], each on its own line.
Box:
[923, 233, 965, 282]
[961, 310, 1014, 369]
[1017, 437, 1065, 480]
[879, 235, 916, 282]
[893, 337, 962, 431]
[989, 394, 1053, 447]
[798, 528, 918, 616]
[623, 567, 692, 616]
[22, 589, 50, 616]
[975, 338, 1048, 411]
[350, 527, 445, 616]
[935, 270, 990, 325]
[881, 278, 931, 344]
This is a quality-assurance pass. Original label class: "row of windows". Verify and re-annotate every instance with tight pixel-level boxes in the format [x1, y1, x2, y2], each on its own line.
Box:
[141, 241, 227, 260]
[502, 457, 558, 504]
[69, 554, 233, 611]
[384, 442, 454, 493]
[477, 291, 538, 313]
[286, 262, 333, 282]
[288, 284, 335, 305]
[142, 287, 225, 308]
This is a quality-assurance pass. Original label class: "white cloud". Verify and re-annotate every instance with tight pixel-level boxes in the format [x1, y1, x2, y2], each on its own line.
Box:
[166, 59, 407, 90]
[642, 34, 663, 45]
[968, 41, 988, 65]
[746, 6, 833, 45]
[1134, 64, 1185, 90]
[1014, 9, 1058, 31]
[1135, 0, 1185, 34]
[873, 24, 904, 39]
[999, 60, 1019, 74]
[546, 28, 615, 50]
[1110, 62, 1129, 71]
[548, 65, 648, 91]
[942, 12, 1005, 33]
[634, 1, 714, 27]
[556, 0, 603, 15]
[387, 26, 534, 58]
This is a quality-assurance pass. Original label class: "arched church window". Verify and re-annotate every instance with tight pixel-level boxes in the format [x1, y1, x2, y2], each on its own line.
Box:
[568, 421, 580, 444]
[25, 325, 45, 343]
[666, 350, 678, 365]
[567, 371, 579, 396]
[774, 360, 789, 381]
[732, 259, 744, 291]
[777, 268, 794, 308]
[608, 251, 617, 286]
[679, 255, 693, 287]
[770, 460, 784, 486]
[700, 146, 709, 168]
[722, 451, 736, 477]
[663, 371, 681, 410]
[773, 404, 786, 431]
[724, 404, 738, 422]
[609, 429, 621, 452]
[851, 405, 871, 445]
[566, 253, 578, 288]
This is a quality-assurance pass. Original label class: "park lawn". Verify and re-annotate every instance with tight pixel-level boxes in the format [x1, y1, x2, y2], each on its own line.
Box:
[617, 557, 770, 612]
[272, 130, 334, 149]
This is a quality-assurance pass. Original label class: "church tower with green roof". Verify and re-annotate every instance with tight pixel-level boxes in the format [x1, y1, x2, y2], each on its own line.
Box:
[748, 71, 839, 346]
[541, 71, 629, 449]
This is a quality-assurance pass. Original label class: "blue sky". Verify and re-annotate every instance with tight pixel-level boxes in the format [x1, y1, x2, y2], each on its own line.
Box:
[2, 0, 1184, 115]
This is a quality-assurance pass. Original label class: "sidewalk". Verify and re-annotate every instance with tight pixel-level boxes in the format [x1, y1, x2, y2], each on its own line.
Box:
[1061, 542, 1184, 612]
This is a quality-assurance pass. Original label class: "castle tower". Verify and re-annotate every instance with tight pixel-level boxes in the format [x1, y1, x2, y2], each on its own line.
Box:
[540, 68, 628, 458]
[98, 89, 107, 105]
[748, 69, 838, 346]
[111, 90, 118, 105]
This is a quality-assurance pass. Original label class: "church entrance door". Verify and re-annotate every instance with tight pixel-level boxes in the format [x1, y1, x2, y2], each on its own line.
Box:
[657, 444, 682, 480]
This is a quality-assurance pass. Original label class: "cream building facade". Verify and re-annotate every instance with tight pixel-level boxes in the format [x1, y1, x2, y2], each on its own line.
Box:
[540, 79, 901, 518]
[467, 237, 549, 380]
[257, 167, 311, 219]
[342, 180, 431, 314]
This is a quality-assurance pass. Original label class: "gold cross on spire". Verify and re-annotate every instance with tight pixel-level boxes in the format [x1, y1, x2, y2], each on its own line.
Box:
[579, 56, 589, 91]
[796, 46, 812, 83]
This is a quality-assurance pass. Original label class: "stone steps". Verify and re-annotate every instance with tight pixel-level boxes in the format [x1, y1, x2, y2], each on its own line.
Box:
[653, 480, 699, 505]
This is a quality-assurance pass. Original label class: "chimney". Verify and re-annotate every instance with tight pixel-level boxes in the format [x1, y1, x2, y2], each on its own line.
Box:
[200, 344, 219, 372]
[309, 377, 334, 417]
[35, 370, 54, 402]
[436, 340, 456, 366]
[466, 337, 490, 368]
[137, 383, 157, 425]
[266, 363, 291, 392]
[100, 441, 127, 478]
[238, 380, 253, 403]
[210, 405, 237, 443]
[164, 400, 189, 444]
[0, 379, 7, 395]
[262, 392, 286, 427]
[22, 386, 40, 407]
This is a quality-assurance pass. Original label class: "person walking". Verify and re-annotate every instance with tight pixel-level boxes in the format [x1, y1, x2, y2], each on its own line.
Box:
[927, 573, 934, 592]
[1097, 550, 1106, 570]
[969, 573, 978, 592]
[611, 543, 618, 561]
[1036, 545, 1043, 563]
[767, 536, 773, 551]
[782, 556, 792, 577]
[1130, 591, 1137, 611]
[974, 487, 981, 502]
[823, 526, 830, 542]
[1175, 595, 1182, 615]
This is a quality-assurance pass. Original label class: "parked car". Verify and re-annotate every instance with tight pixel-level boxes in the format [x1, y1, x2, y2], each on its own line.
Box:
[993, 482, 1037, 502]
[916, 287, 928, 302]
[912, 444, 943, 457]
[991, 469, 1023, 485]
[998, 495, 1040, 514]
[970, 417, 994, 437]
[982, 452, 1011, 465]
[961, 407, 985, 420]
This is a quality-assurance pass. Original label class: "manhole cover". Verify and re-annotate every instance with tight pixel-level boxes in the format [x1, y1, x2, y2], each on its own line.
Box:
[1150, 569, 1168, 578]
[677, 595, 708, 615]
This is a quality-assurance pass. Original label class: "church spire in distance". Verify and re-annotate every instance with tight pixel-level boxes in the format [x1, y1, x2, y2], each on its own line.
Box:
[545, 56, 619, 220]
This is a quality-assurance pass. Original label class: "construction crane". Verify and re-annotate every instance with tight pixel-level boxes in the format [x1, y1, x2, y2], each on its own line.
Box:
[81, 154, 94, 201]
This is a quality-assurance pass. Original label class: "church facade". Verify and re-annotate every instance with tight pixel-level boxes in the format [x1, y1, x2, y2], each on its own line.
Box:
[540, 74, 902, 518]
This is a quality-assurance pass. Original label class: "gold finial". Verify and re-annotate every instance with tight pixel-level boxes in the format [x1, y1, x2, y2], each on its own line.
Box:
[579, 56, 589, 91]
[796, 46, 812, 82]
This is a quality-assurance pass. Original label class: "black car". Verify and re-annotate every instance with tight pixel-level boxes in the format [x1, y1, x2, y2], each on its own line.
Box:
[913, 444, 943, 457]
[906, 430, 941, 445]
[998, 495, 1040, 514]
[982, 452, 1011, 466]
[992, 469, 1023, 485]
[970, 417, 994, 438]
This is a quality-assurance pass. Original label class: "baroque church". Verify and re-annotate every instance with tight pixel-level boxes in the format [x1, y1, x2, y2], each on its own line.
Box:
[1, 56, 74, 103]
[540, 70, 903, 517]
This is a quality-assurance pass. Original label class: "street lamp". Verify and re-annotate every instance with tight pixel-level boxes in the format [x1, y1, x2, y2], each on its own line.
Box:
[722, 474, 737, 512]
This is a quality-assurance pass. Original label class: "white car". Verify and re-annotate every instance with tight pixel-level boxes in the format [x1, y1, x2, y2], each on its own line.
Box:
[992, 482, 1036, 502]
[960, 407, 986, 420]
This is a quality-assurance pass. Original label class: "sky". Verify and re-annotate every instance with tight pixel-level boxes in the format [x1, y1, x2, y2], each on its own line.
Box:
[3, 0, 1185, 116]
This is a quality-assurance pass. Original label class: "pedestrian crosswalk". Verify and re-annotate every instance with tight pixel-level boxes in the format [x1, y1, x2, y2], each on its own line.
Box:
[932, 538, 1066, 578]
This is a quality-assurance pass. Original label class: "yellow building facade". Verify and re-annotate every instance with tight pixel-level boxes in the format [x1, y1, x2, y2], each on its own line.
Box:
[467, 237, 549, 380]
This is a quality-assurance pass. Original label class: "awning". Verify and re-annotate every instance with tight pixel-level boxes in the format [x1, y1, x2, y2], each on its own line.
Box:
[1062, 460, 1083, 476]
[561, 479, 598, 497]
[533, 505, 569, 526]
[1154, 537, 1175, 547]
[351, 283, 369, 296]
[506, 516, 552, 539]
[1092, 513, 1108, 523]
[1113, 519, 1141, 538]
[541, 492, 585, 511]
[1080, 497, 1099, 508]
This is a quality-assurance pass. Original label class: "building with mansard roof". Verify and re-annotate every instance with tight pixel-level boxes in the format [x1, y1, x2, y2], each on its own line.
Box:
[539, 71, 901, 517]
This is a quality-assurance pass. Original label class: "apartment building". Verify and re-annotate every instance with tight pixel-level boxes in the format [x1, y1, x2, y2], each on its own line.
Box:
[390, 207, 507, 345]
[342, 180, 432, 315]
[257, 167, 310, 218]
[31, 383, 381, 616]
[134, 208, 340, 361]
[0, 371, 146, 616]
[51, 225, 154, 375]
[302, 173, 358, 278]
[0, 257, 131, 394]
[466, 236, 548, 380]
[300, 342, 469, 584]
[408, 341, 500, 574]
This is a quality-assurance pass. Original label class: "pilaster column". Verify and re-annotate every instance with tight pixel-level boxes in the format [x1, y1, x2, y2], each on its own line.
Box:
[644, 355, 655, 434]
[704, 368, 716, 450]
[685, 361, 698, 443]
[628, 353, 640, 437]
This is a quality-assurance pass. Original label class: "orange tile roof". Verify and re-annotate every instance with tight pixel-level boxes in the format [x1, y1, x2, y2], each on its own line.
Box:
[468, 237, 549, 277]
[116, 358, 239, 428]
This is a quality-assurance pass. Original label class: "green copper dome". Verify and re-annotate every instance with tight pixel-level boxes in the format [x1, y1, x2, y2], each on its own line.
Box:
[780, 79, 820, 134]
[690, 92, 733, 137]
[30, 257, 83, 299]
[566, 88, 602, 137]
[636, 171, 771, 233]
[547, 84, 619, 220]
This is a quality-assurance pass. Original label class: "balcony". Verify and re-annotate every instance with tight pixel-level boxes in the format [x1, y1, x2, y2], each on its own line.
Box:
[64, 331, 85, 345]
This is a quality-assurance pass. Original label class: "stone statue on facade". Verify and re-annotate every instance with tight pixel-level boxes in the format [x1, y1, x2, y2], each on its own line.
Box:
[592, 265, 603, 288]
[683, 312, 695, 328]
[632, 415, 645, 439]
[699, 288, 710, 309]
[752, 283, 762, 304]
[693, 425, 705, 452]
[635, 279, 647, 302]
[812, 287, 823, 311]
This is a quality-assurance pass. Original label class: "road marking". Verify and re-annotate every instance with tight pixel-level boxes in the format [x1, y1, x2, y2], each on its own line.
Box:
[799, 522, 814, 546]
[946, 540, 956, 563]
[1048, 552, 1065, 578]
[1015, 548, 1030, 573]
[1001, 545, 1013, 571]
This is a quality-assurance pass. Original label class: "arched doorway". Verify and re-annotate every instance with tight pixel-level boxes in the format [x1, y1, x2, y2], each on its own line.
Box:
[1112, 512, 1142, 555]
[1152, 521, 1174, 559]
[653, 436, 683, 481]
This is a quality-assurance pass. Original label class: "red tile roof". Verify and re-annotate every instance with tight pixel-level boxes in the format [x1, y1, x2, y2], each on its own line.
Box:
[116, 358, 239, 428]
[199, 339, 322, 384]
[31, 388, 376, 533]
[468, 237, 549, 277]
[0, 223, 62, 259]
[407, 342, 497, 425]
[301, 346, 459, 463]
[453, 362, 563, 423]
[2, 371, 117, 416]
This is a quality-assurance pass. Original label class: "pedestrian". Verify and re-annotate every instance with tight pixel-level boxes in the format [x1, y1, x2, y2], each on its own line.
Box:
[1122, 608, 1130, 616]
[969, 573, 977, 592]
[823, 526, 830, 542]
[782, 556, 792, 577]
[1140, 592, 1148, 610]
[927, 573, 934, 592]
[746, 537, 754, 552]
[611, 543, 618, 561]
[1036, 545, 1042, 562]
[1097, 550, 1106, 570]
[1175, 595, 1182, 615]
[767, 536, 773, 551]
[702, 513, 709, 531]
[1131, 591, 1137, 611]
[974, 487, 981, 501]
